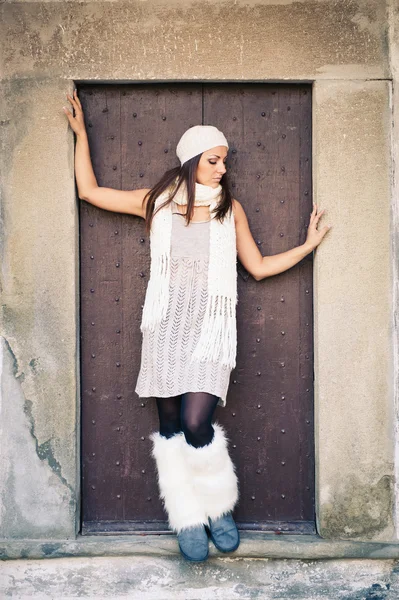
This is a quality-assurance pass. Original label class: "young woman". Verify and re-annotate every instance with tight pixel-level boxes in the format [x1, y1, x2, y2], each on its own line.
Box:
[64, 89, 331, 562]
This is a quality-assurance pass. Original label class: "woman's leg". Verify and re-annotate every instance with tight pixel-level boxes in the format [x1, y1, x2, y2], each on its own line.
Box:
[150, 393, 209, 561]
[179, 392, 240, 552]
[180, 391, 220, 447]
[155, 395, 182, 438]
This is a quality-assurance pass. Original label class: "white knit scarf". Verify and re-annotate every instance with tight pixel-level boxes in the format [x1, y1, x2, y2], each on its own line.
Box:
[140, 177, 238, 369]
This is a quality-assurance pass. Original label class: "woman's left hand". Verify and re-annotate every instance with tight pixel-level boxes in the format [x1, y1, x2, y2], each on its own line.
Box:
[304, 203, 332, 251]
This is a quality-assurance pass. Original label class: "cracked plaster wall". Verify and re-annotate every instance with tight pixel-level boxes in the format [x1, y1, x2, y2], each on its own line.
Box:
[0, 76, 79, 539]
[0, 339, 75, 539]
[388, 0, 399, 545]
[312, 78, 394, 540]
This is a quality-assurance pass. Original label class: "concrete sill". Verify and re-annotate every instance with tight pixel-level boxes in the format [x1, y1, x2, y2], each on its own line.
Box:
[2, 533, 399, 561]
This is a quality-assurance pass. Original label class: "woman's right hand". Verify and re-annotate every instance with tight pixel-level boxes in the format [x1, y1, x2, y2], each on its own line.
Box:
[63, 89, 87, 137]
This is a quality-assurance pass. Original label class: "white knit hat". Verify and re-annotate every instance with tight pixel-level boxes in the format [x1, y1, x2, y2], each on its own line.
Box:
[176, 125, 229, 165]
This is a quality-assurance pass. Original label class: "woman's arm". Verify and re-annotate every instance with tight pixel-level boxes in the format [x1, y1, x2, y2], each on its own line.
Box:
[75, 131, 151, 218]
[233, 199, 331, 281]
[64, 90, 150, 218]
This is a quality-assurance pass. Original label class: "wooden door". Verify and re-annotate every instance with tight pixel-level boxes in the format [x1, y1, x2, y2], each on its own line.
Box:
[79, 83, 314, 535]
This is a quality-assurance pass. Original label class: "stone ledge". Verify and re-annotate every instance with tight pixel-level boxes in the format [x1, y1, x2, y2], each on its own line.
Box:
[2, 533, 399, 561]
[2, 554, 398, 600]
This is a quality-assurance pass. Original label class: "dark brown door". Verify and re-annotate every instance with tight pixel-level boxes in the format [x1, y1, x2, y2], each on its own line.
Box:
[79, 83, 314, 535]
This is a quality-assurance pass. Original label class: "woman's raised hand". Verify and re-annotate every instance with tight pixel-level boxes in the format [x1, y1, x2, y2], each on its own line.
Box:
[63, 89, 87, 137]
[304, 203, 332, 251]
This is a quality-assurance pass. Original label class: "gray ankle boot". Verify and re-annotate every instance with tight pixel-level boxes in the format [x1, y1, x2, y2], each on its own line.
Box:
[208, 512, 240, 552]
[177, 524, 209, 561]
[150, 431, 210, 562]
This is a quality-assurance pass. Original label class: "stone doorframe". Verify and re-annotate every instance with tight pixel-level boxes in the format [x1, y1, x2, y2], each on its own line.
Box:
[0, 0, 397, 555]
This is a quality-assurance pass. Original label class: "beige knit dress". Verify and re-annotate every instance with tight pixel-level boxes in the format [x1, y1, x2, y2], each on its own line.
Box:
[135, 200, 232, 407]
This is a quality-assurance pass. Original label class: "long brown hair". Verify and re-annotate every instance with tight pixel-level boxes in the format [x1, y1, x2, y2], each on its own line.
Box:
[142, 152, 233, 235]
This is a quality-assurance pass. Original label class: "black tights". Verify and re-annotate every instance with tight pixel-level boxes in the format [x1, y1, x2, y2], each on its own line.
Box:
[155, 392, 220, 448]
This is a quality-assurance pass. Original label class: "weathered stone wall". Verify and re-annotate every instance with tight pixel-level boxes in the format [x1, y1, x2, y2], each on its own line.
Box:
[313, 79, 394, 540]
[388, 0, 399, 540]
[0, 0, 396, 547]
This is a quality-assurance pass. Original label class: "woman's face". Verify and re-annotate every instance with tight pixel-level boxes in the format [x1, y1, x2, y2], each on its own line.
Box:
[196, 146, 228, 188]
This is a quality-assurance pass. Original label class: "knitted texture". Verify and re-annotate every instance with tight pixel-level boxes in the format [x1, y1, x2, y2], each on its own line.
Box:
[176, 125, 229, 165]
[140, 180, 238, 370]
[135, 207, 231, 407]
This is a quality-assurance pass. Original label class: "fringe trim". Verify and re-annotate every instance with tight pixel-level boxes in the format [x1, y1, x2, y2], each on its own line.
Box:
[140, 251, 171, 332]
[140, 186, 238, 373]
[140, 190, 172, 333]
[190, 294, 237, 369]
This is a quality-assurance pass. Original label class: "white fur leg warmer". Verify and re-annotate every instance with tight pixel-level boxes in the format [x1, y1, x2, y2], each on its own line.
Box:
[149, 431, 208, 534]
[181, 422, 239, 521]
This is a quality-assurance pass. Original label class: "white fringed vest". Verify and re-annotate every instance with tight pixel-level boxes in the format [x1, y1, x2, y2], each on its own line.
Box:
[140, 179, 238, 369]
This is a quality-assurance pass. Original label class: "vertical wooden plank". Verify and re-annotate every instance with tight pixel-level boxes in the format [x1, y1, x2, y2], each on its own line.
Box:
[79, 85, 124, 524]
[119, 83, 203, 525]
[297, 87, 315, 522]
[80, 84, 202, 531]
[203, 83, 314, 530]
